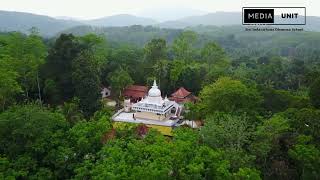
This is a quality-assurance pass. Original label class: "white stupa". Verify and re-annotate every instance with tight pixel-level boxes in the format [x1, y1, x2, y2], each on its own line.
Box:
[132, 80, 179, 119]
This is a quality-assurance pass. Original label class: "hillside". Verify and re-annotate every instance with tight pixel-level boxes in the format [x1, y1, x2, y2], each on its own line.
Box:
[60, 25, 320, 61]
[85, 14, 158, 27]
[159, 12, 241, 28]
[1, 10, 320, 37]
[160, 12, 320, 31]
[0, 10, 82, 36]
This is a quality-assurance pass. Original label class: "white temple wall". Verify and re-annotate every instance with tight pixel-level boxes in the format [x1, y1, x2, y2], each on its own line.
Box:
[135, 112, 166, 121]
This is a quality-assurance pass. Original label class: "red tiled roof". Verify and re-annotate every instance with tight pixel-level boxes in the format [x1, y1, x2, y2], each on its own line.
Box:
[169, 96, 192, 103]
[171, 87, 191, 98]
[123, 85, 148, 98]
[124, 90, 147, 98]
[126, 85, 148, 92]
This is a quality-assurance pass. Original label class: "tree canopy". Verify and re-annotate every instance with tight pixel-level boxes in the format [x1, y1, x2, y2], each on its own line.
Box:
[0, 29, 320, 179]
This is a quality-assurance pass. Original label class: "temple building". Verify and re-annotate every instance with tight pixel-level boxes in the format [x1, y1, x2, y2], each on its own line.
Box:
[112, 80, 182, 134]
[132, 80, 181, 120]
[169, 87, 198, 104]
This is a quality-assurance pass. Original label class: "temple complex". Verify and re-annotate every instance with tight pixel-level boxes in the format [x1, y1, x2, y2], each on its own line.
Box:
[112, 80, 182, 131]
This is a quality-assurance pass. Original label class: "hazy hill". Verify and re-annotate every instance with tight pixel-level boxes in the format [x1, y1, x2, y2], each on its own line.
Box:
[60, 24, 320, 61]
[137, 7, 208, 21]
[1, 10, 320, 37]
[85, 14, 157, 27]
[159, 12, 320, 31]
[306, 16, 320, 31]
[159, 12, 241, 28]
[0, 10, 82, 36]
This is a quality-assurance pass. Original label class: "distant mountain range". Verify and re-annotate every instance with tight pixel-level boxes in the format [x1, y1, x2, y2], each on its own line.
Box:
[137, 7, 208, 22]
[85, 14, 158, 27]
[158, 12, 241, 28]
[0, 10, 320, 36]
[0, 11, 83, 36]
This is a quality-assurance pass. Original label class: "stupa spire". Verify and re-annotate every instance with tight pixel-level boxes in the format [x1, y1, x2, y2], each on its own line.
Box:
[153, 79, 157, 87]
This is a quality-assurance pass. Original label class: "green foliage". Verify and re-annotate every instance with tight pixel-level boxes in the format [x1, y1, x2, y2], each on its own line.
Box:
[72, 50, 101, 117]
[309, 77, 320, 108]
[42, 34, 81, 103]
[42, 33, 105, 117]
[250, 115, 290, 159]
[75, 128, 235, 180]
[201, 42, 227, 65]
[144, 38, 167, 64]
[56, 97, 84, 125]
[231, 63, 255, 84]
[0, 104, 68, 156]
[176, 63, 206, 94]
[108, 67, 133, 99]
[0, 155, 17, 179]
[169, 60, 185, 85]
[205, 63, 231, 83]
[260, 87, 311, 113]
[0, 32, 46, 102]
[233, 168, 261, 180]
[172, 30, 198, 61]
[281, 108, 320, 140]
[0, 56, 22, 111]
[68, 114, 111, 157]
[249, 114, 293, 178]
[199, 77, 262, 115]
[105, 45, 144, 85]
[78, 34, 109, 67]
[43, 79, 61, 105]
[184, 102, 203, 120]
[289, 135, 320, 179]
[152, 60, 170, 92]
[0, 104, 70, 178]
[201, 113, 250, 150]
[0, 103, 113, 179]
[0, 26, 320, 179]
[201, 112, 256, 171]
[255, 56, 288, 88]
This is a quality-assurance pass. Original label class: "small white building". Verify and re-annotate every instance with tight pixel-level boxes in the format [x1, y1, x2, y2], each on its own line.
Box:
[112, 80, 182, 127]
[101, 87, 111, 98]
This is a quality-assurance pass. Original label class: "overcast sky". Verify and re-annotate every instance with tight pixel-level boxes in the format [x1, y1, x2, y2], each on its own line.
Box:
[0, 0, 317, 20]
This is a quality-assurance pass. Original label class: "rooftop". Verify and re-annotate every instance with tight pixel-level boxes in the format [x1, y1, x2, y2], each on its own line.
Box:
[123, 85, 148, 98]
[171, 87, 191, 98]
[126, 85, 148, 92]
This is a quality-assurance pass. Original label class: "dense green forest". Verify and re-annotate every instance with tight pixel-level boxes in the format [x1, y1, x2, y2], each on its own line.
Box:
[1, 27, 320, 179]
[62, 25, 320, 59]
